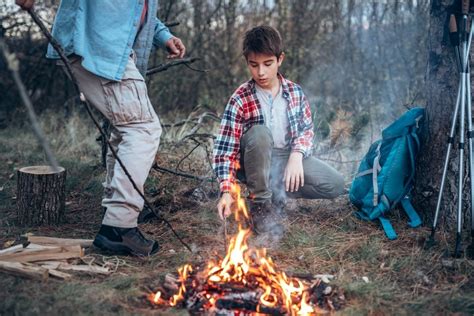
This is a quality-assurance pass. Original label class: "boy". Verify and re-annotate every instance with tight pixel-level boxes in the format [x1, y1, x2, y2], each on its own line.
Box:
[16, 0, 185, 256]
[213, 25, 344, 233]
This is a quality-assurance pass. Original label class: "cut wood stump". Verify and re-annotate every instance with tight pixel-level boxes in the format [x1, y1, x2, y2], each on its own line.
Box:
[17, 165, 66, 226]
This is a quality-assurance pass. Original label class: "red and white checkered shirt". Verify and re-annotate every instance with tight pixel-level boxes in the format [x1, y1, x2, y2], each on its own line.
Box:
[213, 74, 314, 192]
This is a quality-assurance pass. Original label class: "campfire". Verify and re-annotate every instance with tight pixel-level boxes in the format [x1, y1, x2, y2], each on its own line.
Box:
[150, 182, 342, 315]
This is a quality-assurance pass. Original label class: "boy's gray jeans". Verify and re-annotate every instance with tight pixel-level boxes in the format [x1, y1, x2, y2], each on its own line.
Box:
[64, 54, 161, 228]
[238, 125, 345, 203]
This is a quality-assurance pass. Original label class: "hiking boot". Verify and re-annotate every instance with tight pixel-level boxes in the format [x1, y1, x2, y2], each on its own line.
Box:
[93, 225, 159, 256]
[249, 200, 284, 236]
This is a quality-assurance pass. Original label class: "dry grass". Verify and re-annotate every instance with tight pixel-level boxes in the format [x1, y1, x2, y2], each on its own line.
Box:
[0, 112, 473, 315]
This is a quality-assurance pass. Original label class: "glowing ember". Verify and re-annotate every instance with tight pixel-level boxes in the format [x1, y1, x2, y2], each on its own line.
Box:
[150, 169, 333, 315]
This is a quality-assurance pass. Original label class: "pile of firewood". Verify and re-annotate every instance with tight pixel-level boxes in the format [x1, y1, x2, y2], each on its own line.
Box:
[155, 270, 345, 315]
[0, 235, 112, 280]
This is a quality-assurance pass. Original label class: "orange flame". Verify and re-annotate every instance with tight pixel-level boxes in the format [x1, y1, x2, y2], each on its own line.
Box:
[151, 166, 317, 315]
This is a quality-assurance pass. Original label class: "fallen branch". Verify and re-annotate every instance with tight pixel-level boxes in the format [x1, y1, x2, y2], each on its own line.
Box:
[152, 163, 215, 182]
[146, 57, 200, 76]
[0, 261, 48, 280]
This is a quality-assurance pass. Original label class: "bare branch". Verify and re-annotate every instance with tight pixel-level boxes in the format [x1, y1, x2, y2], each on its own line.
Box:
[146, 57, 201, 75]
[0, 31, 59, 171]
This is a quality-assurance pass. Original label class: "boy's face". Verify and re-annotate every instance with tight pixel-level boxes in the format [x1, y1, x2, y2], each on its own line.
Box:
[246, 52, 284, 90]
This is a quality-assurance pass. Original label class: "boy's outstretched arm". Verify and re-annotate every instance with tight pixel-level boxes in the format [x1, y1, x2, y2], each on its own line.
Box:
[213, 97, 244, 219]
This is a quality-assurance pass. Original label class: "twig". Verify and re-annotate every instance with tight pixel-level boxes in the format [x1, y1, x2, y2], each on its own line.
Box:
[146, 57, 200, 75]
[184, 62, 209, 73]
[0, 32, 60, 171]
[176, 142, 201, 172]
[164, 21, 180, 28]
[223, 217, 228, 254]
[152, 163, 215, 182]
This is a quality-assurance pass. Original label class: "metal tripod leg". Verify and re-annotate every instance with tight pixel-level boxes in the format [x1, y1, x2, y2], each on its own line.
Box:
[455, 68, 467, 257]
[466, 63, 474, 257]
[428, 80, 462, 246]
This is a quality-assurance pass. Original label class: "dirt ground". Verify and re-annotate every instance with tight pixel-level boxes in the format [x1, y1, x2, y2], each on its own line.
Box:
[1, 116, 474, 316]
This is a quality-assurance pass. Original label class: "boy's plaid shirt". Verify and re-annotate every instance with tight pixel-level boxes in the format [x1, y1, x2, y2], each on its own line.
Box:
[213, 74, 314, 192]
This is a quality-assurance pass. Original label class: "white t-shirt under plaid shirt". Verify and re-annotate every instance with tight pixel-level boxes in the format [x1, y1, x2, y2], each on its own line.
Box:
[255, 84, 290, 149]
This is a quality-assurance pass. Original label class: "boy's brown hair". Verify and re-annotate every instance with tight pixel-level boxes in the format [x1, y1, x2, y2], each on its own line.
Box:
[242, 25, 283, 59]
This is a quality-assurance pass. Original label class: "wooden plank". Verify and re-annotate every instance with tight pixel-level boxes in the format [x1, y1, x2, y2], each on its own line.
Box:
[0, 244, 24, 256]
[27, 236, 93, 248]
[0, 261, 48, 280]
[0, 245, 83, 263]
[48, 269, 73, 280]
[0, 243, 56, 256]
[38, 261, 111, 275]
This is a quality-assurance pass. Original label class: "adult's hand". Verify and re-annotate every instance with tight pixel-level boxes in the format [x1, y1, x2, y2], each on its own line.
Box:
[165, 36, 186, 59]
[16, 0, 35, 10]
[217, 192, 234, 220]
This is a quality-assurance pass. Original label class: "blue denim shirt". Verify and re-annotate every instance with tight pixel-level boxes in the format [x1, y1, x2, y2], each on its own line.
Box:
[46, 0, 173, 81]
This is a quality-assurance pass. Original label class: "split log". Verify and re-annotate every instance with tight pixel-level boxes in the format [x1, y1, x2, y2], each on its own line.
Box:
[0, 261, 49, 280]
[0, 243, 55, 256]
[38, 261, 111, 275]
[48, 269, 72, 280]
[0, 245, 83, 262]
[25, 236, 93, 248]
[0, 244, 24, 255]
[17, 165, 66, 226]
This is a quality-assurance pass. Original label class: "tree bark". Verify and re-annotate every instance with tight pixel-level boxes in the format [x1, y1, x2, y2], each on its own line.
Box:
[17, 166, 66, 226]
[415, 0, 469, 230]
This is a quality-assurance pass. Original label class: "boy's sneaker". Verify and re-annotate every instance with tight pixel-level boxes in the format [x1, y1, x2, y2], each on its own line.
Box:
[93, 225, 159, 256]
[249, 200, 284, 235]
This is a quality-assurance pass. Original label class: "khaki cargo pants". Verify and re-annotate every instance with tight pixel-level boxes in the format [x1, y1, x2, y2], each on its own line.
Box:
[237, 125, 345, 203]
[64, 54, 161, 228]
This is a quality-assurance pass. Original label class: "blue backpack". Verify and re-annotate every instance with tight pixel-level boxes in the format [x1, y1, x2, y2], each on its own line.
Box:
[349, 107, 425, 240]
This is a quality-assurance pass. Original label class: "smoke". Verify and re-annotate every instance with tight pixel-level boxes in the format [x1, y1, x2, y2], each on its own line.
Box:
[300, 2, 429, 179]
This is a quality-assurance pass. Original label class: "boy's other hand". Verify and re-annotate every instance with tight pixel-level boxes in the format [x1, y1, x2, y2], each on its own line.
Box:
[165, 36, 186, 59]
[16, 0, 35, 10]
[217, 192, 234, 220]
[283, 152, 304, 192]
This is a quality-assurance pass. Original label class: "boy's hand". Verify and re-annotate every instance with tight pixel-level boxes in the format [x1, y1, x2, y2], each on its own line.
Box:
[16, 0, 35, 10]
[283, 152, 304, 192]
[217, 192, 234, 220]
[165, 36, 186, 59]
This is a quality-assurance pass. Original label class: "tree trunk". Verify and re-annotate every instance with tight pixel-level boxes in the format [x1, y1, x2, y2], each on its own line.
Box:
[415, 0, 470, 231]
[17, 166, 66, 226]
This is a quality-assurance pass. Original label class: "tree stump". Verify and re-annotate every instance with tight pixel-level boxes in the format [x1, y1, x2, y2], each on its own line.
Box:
[17, 166, 66, 226]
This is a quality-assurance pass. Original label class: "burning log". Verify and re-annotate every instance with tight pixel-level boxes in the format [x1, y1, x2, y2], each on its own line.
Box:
[215, 298, 286, 315]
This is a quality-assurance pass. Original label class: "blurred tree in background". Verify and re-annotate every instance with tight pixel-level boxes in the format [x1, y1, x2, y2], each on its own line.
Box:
[0, 0, 429, 174]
